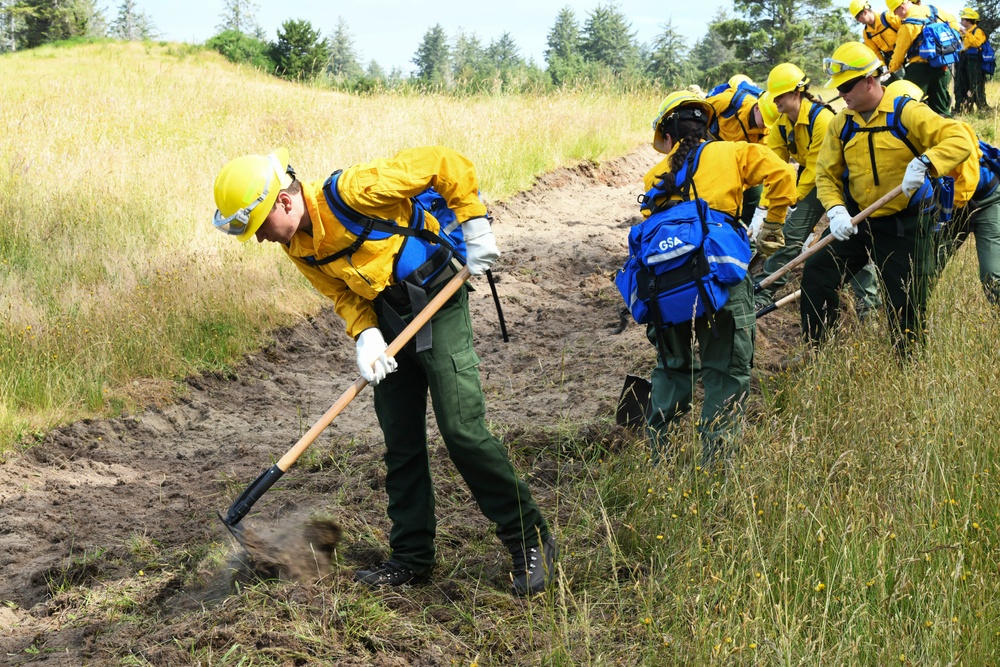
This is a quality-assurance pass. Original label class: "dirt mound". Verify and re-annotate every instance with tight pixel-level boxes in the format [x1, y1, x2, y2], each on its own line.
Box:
[0, 146, 802, 664]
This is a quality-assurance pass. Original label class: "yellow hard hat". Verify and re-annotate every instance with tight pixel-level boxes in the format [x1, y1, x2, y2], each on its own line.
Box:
[757, 90, 780, 128]
[728, 74, 754, 88]
[823, 42, 883, 89]
[651, 91, 715, 153]
[886, 0, 904, 12]
[885, 79, 926, 102]
[959, 7, 980, 20]
[212, 148, 294, 242]
[849, 0, 871, 17]
[767, 62, 809, 98]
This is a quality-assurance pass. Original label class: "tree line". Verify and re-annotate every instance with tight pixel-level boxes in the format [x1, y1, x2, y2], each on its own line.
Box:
[14, 0, 995, 95]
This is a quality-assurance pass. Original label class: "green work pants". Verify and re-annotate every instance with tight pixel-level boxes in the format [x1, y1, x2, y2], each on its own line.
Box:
[645, 275, 755, 464]
[757, 188, 881, 311]
[372, 284, 548, 573]
[905, 61, 952, 116]
[800, 207, 936, 355]
[955, 55, 988, 113]
[938, 185, 1000, 305]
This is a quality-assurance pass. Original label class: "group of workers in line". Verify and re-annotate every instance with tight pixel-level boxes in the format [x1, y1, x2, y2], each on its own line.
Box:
[851, 0, 992, 114]
[649, 5, 1000, 467]
[205, 3, 999, 598]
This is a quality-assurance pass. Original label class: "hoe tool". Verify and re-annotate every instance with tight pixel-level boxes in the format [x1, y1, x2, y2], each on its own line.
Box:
[218, 266, 472, 545]
[756, 289, 801, 318]
[754, 184, 904, 295]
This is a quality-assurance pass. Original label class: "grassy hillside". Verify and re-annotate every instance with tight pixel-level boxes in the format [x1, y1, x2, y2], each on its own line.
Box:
[0, 41, 658, 450]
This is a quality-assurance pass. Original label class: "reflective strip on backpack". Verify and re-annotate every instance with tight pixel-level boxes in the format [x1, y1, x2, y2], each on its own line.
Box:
[706, 255, 750, 270]
[647, 243, 698, 265]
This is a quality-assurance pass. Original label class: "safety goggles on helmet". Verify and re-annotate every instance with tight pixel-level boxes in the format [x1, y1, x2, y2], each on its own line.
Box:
[822, 57, 876, 78]
[212, 154, 294, 236]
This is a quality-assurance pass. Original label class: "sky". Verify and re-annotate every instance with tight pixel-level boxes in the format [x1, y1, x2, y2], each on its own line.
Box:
[137, 0, 732, 74]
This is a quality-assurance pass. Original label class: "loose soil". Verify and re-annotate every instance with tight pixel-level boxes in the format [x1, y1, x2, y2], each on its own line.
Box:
[0, 146, 804, 665]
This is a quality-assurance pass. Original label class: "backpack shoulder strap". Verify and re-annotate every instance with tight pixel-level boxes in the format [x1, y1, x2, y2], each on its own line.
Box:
[887, 95, 920, 157]
[880, 11, 898, 33]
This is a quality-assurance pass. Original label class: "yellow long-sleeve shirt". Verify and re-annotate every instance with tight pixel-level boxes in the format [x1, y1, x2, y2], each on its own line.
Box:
[284, 146, 488, 338]
[706, 87, 768, 144]
[963, 25, 987, 50]
[863, 10, 901, 65]
[766, 96, 834, 201]
[816, 92, 977, 215]
[643, 140, 796, 224]
[890, 4, 961, 72]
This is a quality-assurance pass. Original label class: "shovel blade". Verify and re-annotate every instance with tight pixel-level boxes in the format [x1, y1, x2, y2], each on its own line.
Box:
[616, 374, 651, 431]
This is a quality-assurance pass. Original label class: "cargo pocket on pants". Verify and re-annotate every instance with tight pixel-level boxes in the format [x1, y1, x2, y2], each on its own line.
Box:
[729, 297, 756, 372]
[452, 347, 486, 423]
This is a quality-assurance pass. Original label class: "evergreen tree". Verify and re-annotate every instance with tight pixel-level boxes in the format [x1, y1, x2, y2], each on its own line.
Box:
[689, 9, 741, 86]
[206, 29, 275, 72]
[413, 23, 450, 86]
[17, 0, 105, 48]
[273, 18, 329, 81]
[715, 0, 851, 84]
[973, 0, 999, 40]
[0, 0, 32, 51]
[216, 0, 259, 36]
[110, 0, 156, 41]
[545, 5, 584, 85]
[580, 2, 639, 75]
[486, 32, 523, 71]
[452, 29, 486, 80]
[646, 19, 692, 87]
[326, 16, 362, 81]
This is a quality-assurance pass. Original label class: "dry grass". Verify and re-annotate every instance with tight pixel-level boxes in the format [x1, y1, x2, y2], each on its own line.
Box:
[0, 41, 658, 449]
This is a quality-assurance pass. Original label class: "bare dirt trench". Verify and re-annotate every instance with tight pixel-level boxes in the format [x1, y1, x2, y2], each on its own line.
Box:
[0, 145, 800, 649]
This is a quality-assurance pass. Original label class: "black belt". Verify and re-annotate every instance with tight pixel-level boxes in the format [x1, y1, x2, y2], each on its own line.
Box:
[374, 259, 462, 354]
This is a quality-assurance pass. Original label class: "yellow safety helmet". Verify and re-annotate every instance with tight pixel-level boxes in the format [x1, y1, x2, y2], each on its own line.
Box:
[728, 73, 754, 88]
[849, 0, 871, 17]
[212, 148, 294, 242]
[885, 78, 927, 102]
[651, 91, 715, 153]
[959, 7, 980, 20]
[767, 62, 809, 98]
[823, 41, 883, 89]
[886, 0, 905, 12]
[757, 90, 780, 128]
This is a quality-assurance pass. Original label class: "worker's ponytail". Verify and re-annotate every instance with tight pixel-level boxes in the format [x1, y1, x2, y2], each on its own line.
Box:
[654, 118, 708, 198]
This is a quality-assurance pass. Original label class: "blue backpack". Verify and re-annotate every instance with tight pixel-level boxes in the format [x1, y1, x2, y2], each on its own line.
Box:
[615, 142, 751, 330]
[707, 80, 765, 140]
[839, 94, 955, 230]
[981, 39, 996, 76]
[975, 139, 1000, 199]
[310, 170, 469, 289]
[903, 5, 963, 67]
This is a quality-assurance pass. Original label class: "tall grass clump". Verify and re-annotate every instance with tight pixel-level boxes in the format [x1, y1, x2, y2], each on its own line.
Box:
[0, 41, 659, 450]
[565, 244, 999, 663]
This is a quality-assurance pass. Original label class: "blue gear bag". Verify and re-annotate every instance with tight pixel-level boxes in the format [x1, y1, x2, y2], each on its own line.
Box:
[615, 141, 751, 330]
[903, 5, 963, 67]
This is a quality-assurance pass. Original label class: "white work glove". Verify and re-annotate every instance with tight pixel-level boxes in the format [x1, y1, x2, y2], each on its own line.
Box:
[749, 206, 767, 238]
[827, 205, 856, 241]
[462, 216, 500, 276]
[355, 328, 397, 386]
[902, 156, 929, 196]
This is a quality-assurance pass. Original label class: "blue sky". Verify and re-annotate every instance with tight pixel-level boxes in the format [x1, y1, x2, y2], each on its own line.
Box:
[137, 1, 732, 74]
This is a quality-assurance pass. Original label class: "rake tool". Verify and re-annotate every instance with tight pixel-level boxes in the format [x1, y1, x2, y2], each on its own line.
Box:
[218, 266, 472, 544]
[753, 184, 904, 295]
